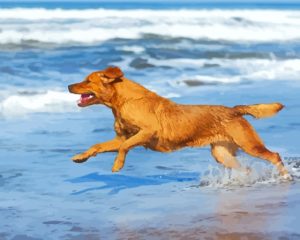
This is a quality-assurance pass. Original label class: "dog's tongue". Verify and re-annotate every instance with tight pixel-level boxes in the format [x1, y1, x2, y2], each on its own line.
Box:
[81, 94, 91, 101]
[77, 93, 93, 105]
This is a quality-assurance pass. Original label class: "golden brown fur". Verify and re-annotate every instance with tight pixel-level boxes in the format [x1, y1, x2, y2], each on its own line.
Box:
[68, 66, 291, 179]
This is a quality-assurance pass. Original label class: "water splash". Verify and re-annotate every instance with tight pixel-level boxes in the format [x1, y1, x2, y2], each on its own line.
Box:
[199, 157, 300, 188]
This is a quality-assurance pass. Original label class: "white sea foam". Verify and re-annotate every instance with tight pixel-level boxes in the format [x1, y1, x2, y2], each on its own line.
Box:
[149, 58, 300, 84]
[117, 46, 145, 54]
[0, 8, 300, 44]
[0, 90, 79, 118]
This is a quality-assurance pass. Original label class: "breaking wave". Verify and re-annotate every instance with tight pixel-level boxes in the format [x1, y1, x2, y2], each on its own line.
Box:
[0, 90, 79, 118]
[1, 8, 300, 46]
[161, 58, 300, 85]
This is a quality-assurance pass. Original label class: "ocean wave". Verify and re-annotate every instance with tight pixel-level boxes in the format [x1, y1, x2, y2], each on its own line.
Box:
[145, 58, 300, 85]
[0, 9, 300, 46]
[0, 90, 79, 118]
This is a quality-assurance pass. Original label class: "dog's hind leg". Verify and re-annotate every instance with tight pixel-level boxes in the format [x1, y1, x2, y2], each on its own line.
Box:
[72, 137, 124, 163]
[226, 118, 292, 180]
[211, 141, 247, 171]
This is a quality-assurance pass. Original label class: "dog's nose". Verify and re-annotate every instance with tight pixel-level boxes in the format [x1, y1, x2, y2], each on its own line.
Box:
[68, 84, 74, 93]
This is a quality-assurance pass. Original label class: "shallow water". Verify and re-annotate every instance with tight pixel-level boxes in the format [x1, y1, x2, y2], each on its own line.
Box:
[1, 81, 300, 239]
[0, 2, 300, 239]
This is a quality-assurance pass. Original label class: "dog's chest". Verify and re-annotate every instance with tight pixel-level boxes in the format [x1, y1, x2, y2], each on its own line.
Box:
[114, 118, 139, 138]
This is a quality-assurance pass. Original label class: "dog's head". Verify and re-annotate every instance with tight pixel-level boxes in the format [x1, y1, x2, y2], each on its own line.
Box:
[68, 66, 124, 107]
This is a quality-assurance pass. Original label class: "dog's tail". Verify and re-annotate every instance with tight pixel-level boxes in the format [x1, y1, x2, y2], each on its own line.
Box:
[233, 103, 284, 119]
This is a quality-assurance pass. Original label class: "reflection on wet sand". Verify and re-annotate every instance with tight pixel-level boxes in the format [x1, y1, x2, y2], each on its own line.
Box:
[112, 183, 294, 240]
[215, 183, 291, 236]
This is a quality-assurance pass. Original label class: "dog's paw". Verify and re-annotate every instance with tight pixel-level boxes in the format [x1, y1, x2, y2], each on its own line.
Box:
[112, 162, 124, 172]
[245, 167, 252, 175]
[72, 153, 90, 163]
[281, 173, 293, 181]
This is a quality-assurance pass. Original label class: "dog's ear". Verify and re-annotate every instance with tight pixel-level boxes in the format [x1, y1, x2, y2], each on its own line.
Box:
[102, 66, 124, 84]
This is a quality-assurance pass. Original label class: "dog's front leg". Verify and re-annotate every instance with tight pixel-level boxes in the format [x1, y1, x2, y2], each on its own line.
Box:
[112, 130, 153, 172]
[72, 137, 124, 163]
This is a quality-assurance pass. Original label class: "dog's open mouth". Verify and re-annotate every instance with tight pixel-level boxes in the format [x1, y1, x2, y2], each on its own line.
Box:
[77, 93, 96, 107]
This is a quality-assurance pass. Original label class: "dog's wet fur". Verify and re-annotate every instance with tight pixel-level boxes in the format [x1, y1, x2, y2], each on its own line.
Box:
[68, 66, 292, 180]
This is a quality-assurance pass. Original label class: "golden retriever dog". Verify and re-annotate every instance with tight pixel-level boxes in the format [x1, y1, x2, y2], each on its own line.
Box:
[68, 66, 292, 180]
